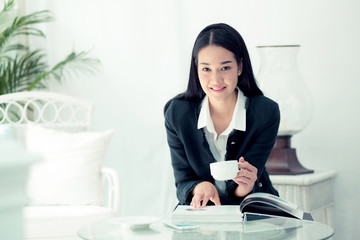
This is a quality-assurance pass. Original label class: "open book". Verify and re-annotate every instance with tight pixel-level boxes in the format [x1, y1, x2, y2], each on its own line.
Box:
[172, 192, 313, 223]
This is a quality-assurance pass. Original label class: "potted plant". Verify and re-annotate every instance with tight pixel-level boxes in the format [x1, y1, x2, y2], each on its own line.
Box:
[0, 0, 99, 95]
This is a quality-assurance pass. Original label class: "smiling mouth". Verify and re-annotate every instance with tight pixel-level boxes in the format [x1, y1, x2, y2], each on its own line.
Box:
[210, 87, 226, 92]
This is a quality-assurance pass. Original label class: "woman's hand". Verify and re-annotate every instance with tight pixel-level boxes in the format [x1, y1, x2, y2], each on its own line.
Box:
[191, 181, 221, 208]
[232, 157, 258, 197]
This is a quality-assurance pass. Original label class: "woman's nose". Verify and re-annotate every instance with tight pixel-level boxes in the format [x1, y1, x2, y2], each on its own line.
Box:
[211, 71, 223, 84]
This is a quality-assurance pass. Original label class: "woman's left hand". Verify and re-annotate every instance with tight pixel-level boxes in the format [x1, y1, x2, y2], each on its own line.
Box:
[232, 157, 258, 197]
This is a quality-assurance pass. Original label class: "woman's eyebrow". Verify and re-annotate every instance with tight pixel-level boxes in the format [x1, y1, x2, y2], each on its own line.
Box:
[199, 60, 233, 65]
[221, 60, 233, 64]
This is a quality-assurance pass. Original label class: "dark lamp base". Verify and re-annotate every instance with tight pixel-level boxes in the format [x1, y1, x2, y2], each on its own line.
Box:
[266, 135, 314, 175]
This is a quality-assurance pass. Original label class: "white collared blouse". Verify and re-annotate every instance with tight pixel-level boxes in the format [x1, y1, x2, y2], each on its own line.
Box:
[198, 88, 247, 163]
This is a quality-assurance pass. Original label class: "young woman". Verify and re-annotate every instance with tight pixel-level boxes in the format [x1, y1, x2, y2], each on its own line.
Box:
[164, 23, 279, 208]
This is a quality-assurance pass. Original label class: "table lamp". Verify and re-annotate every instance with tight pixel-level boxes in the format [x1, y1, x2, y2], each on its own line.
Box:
[256, 45, 313, 175]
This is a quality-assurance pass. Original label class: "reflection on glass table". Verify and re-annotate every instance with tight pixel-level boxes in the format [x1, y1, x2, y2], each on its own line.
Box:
[78, 213, 334, 240]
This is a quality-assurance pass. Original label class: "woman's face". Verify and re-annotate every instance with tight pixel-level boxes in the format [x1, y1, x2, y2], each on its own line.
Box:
[197, 45, 242, 103]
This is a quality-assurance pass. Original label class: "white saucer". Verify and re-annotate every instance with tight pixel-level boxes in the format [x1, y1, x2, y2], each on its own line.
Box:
[107, 216, 160, 229]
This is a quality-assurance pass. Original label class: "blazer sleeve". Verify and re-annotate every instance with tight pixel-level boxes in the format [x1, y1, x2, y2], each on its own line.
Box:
[164, 101, 205, 205]
[226, 99, 280, 203]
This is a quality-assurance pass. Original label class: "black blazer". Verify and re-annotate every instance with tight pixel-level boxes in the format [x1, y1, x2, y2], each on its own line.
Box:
[164, 95, 280, 205]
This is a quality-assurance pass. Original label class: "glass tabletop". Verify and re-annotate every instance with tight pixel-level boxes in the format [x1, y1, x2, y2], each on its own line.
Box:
[78, 214, 334, 240]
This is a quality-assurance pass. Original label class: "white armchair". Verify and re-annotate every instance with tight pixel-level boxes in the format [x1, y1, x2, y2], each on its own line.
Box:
[0, 91, 120, 240]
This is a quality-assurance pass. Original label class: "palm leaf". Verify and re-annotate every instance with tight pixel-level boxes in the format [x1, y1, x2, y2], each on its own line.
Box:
[0, 0, 16, 38]
[1, 0, 15, 12]
[0, 0, 15, 20]
[0, 49, 47, 94]
[28, 51, 100, 91]
[0, 43, 27, 60]
[0, 10, 53, 50]
[0, 0, 100, 95]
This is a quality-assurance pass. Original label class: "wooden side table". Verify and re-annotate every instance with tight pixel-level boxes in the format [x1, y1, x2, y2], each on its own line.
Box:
[269, 170, 336, 227]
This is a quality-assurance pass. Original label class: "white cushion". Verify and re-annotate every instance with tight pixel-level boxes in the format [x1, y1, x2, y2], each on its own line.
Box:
[25, 124, 114, 205]
[24, 206, 116, 238]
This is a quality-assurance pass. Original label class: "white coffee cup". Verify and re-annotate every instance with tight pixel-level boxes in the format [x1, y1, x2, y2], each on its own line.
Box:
[210, 160, 239, 181]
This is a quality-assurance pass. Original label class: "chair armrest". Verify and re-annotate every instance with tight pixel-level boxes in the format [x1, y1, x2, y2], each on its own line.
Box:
[100, 167, 120, 215]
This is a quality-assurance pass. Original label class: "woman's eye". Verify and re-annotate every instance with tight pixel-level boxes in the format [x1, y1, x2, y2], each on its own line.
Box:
[202, 67, 211, 72]
[221, 66, 231, 71]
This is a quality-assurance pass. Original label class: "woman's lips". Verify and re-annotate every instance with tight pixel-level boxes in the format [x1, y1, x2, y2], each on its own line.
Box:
[210, 87, 226, 92]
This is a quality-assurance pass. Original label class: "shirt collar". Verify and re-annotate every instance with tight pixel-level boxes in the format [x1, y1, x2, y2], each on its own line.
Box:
[197, 88, 247, 133]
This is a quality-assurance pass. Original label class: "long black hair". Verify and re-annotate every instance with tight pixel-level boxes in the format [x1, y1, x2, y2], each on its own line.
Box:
[164, 23, 262, 113]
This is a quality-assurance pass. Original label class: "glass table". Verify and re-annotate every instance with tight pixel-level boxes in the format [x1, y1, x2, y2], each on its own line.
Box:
[78, 214, 334, 240]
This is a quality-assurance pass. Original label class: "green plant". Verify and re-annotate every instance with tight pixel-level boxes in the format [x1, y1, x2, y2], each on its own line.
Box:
[0, 0, 99, 95]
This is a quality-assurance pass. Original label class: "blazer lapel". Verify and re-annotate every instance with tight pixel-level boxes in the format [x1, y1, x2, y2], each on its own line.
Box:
[226, 130, 247, 160]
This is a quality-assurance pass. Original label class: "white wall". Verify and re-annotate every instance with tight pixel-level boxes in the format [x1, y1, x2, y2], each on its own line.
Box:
[24, 0, 360, 239]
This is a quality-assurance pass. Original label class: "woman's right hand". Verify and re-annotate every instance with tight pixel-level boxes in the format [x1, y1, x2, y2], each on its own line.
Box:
[190, 181, 221, 208]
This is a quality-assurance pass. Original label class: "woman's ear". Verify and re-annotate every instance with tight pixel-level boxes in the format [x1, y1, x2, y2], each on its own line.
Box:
[238, 59, 243, 76]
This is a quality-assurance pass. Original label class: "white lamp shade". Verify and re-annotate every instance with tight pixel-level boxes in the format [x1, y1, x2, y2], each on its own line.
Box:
[256, 45, 313, 136]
